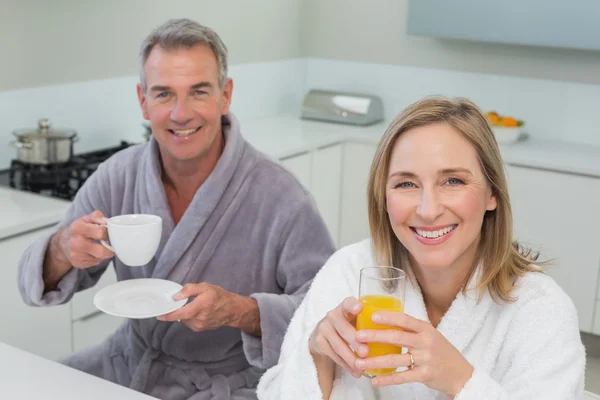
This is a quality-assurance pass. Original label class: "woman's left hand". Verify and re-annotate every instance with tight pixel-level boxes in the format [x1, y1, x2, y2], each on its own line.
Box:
[354, 311, 474, 396]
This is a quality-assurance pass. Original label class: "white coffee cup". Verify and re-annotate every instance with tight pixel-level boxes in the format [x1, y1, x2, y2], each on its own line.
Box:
[100, 214, 162, 267]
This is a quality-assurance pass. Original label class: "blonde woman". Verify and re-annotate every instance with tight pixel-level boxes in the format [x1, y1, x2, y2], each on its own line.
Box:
[257, 97, 585, 399]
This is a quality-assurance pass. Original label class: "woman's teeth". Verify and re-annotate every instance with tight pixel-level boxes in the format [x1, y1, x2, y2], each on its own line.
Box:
[415, 225, 457, 239]
[171, 127, 199, 137]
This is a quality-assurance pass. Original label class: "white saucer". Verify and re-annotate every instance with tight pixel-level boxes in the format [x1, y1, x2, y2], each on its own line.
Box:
[93, 278, 187, 319]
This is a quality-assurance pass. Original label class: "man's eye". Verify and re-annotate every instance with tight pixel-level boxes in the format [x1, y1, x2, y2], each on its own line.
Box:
[194, 90, 207, 96]
[156, 92, 169, 99]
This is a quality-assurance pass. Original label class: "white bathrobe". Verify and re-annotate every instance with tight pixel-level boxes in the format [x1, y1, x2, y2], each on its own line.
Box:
[257, 239, 586, 400]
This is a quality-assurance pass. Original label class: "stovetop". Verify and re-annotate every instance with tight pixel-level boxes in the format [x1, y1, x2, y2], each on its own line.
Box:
[0, 141, 137, 200]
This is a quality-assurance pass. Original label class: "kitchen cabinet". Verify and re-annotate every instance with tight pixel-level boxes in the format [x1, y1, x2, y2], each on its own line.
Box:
[594, 302, 600, 335]
[339, 142, 378, 247]
[280, 142, 375, 248]
[72, 312, 123, 353]
[71, 264, 123, 352]
[0, 226, 72, 360]
[72, 263, 118, 320]
[280, 151, 312, 191]
[311, 143, 343, 247]
[506, 165, 600, 333]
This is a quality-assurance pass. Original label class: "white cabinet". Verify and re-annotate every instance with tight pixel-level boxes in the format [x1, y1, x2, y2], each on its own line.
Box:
[71, 264, 123, 352]
[594, 302, 600, 335]
[72, 264, 118, 320]
[281, 146, 344, 247]
[311, 144, 343, 247]
[72, 312, 123, 353]
[280, 151, 312, 191]
[339, 142, 377, 247]
[506, 165, 600, 333]
[0, 226, 72, 360]
[280, 142, 377, 248]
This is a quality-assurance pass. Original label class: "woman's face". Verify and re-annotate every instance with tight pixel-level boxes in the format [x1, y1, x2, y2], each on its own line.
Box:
[386, 122, 497, 274]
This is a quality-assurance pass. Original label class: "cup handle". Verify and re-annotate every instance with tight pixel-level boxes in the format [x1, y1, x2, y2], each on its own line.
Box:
[100, 240, 114, 253]
[99, 223, 114, 252]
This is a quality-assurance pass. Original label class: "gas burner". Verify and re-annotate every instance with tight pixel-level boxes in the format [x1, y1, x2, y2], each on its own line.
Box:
[3, 141, 135, 200]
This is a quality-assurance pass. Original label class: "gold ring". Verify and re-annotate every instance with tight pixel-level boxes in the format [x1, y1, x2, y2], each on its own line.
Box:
[408, 352, 415, 369]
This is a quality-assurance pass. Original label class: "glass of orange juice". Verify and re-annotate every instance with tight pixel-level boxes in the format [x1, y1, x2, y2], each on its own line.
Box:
[356, 266, 406, 378]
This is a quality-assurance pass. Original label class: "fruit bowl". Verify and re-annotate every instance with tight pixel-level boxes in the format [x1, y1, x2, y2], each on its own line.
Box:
[491, 126, 522, 144]
[486, 111, 525, 145]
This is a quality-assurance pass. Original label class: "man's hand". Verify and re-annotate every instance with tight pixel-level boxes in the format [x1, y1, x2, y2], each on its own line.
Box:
[44, 210, 114, 289]
[157, 283, 261, 336]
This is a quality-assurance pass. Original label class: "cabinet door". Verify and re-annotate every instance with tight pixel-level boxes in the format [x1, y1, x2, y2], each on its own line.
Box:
[72, 263, 118, 321]
[311, 144, 343, 247]
[280, 152, 312, 191]
[506, 165, 600, 332]
[72, 312, 123, 353]
[339, 142, 377, 247]
[0, 227, 72, 360]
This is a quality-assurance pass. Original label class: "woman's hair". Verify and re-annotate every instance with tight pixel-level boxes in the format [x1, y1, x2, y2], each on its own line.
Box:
[367, 96, 541, 303]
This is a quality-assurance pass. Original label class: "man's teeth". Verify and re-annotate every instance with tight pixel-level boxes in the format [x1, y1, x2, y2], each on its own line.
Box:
[415, 225, 456, 239]
[172, 127, 199, 136]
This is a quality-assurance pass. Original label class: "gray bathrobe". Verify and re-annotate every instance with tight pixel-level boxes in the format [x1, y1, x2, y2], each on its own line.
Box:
[17, 113, 336, 400]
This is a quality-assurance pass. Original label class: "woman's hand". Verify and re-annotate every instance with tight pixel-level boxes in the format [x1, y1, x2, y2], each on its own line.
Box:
[354, 311, 474, 396]
[309, 297, 371, 378]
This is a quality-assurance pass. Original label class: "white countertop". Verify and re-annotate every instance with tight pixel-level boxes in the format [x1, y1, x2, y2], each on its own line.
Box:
[241, 114, 600, 178]
[0, 342, 157, 399]
[0, 186, 70, 240]
[2, 113, 600, 241]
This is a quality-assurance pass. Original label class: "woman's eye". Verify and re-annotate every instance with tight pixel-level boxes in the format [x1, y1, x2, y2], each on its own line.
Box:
[446, 178, 465, 185]
[394, 181, 415, 189]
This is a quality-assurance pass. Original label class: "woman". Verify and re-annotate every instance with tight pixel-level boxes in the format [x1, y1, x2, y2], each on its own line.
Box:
[257, 97, 585, 399]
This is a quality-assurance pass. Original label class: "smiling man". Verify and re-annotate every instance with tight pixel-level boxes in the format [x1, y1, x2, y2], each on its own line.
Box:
[17, 19, 335, 399]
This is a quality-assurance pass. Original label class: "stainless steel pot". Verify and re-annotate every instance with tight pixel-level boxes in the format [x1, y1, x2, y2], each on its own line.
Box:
[11, 119, 78, 164]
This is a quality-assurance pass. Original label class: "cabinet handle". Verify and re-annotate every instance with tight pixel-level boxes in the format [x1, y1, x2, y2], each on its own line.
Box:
[74, 310, 104, 323]
[317, 142, 343, 151]
[280, 151, 310, 160]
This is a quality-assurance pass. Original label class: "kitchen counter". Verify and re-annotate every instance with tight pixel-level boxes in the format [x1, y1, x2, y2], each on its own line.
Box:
[240, 114, 600, 178]
[0, 186, 70, 239]
[0, 341, 156, 399]
[2, 113, 600, 242]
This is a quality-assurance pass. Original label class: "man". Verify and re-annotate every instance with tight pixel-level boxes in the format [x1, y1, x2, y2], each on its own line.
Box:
[17, 18, 335, 399]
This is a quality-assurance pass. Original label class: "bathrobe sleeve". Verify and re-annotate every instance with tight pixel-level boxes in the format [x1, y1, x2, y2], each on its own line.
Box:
[455, 292, 586, 400]
[256, 242, 378, 400]
[17, 160, 115, 307]
[242, 193, 337, 369]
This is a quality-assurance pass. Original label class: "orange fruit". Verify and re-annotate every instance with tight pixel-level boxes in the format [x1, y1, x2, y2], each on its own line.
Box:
[502, 116, 518, 127]
[487, 113, 500, 124]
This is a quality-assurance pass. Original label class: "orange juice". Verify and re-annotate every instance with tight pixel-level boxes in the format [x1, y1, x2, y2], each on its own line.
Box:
[356, 295, 404, 376]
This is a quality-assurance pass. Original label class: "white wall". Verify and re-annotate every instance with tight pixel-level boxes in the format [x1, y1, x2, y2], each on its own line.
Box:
[0, 0, 305, 92]
[0, 59, 307, 169]
[304, 0, 600, 85]
[304, 58, 600, 146]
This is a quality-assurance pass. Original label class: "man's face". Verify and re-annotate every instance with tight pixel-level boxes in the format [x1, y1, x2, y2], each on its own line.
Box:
[137, 44, 233, 164]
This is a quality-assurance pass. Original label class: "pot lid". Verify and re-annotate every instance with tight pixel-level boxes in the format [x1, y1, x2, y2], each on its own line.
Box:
[13, 119, 77, 139]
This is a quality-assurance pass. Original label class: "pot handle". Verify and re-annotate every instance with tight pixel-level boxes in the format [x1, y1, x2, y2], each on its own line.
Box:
[10, 140, 33, 149]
